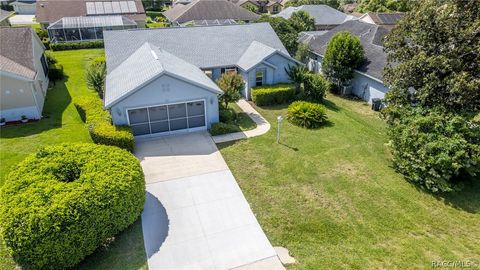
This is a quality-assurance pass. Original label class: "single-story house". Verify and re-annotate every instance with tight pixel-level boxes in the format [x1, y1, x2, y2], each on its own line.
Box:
[230, 0, 286, 14]
[10, 0, 35, 14]
[36, 0, 147, 30]
[274, 5, 356, 30]
[305, 20, 390, 103]
[103, 23, 299, 136]
[359, 12, 404, 29]
[0, 27, 49, 122]
[0, 9, 14, 25]
[163, 0, 259, 26]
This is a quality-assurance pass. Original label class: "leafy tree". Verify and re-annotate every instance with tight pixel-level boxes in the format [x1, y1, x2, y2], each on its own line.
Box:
[217, 73, 245, 108]
[383, 0, 480, 113]
[385, 109, 480, 192]
[321, 31, 364, 87]
[355, 0, 412, 12]
[382, 0, 480, 192]
[85, 57, 106, 98]
[286, 0, 340, 9]
[285, 64, 309, 94]
[257, 15, 298, 54]
[295, 42, 311, 63]
[303, 73, 330, 101]
[289, 11, 315, 33]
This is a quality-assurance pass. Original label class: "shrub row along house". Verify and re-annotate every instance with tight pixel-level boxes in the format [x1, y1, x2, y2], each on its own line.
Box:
[303, 13, 404, 103]
[103, 23, 299, 136]
[0, 27, 49, 122]
[35, 0, 146, 42]
[163, 0, 260, 26]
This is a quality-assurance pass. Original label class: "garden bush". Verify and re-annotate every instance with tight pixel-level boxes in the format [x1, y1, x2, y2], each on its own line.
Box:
[303, 73, 330, 101]
[209, 122, 241, 135]
[219, 107, 237, 122]
[74, 96, 134, 152]
[386, 109, 480, 192]
[48, 63, 64, 81]
[0, 143, 145, 270]
[252, 84, 295, 106]
[287, 101, 328, 128]
[50, 40, 104, 51]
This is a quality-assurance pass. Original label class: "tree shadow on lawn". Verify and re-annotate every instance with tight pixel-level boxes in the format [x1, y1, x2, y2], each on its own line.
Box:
[0, 77, 71, 139]
[434, 178, 480, 214]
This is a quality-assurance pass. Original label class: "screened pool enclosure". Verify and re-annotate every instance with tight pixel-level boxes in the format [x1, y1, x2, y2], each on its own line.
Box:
[47, 15, 137, 42]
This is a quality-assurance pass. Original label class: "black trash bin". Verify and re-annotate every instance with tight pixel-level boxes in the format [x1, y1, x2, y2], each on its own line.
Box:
[371, 98, 382, 111]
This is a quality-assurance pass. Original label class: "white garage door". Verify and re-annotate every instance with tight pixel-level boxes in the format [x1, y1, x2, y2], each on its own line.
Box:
[127, 100, 206, 136]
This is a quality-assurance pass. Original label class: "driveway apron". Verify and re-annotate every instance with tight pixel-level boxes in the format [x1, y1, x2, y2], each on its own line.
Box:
[135, 132, 284, 270]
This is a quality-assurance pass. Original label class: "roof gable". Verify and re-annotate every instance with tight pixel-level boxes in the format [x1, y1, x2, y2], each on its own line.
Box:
[163, 0, 259, 23]
[274, 5, 355, 26]
[0, 27, 37, 79]
[105, 42, 222, 108]
[307, 20, 388, 81]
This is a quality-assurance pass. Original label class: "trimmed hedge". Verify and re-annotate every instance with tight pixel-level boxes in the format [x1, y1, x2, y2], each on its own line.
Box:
[252, 84, 295, 106]
[0, 143, 145, 269]
[74, 96, 134, 152]
[209, 122, 241, 135]
[50, 40, 104, 51]
[287, 101, 328, 128]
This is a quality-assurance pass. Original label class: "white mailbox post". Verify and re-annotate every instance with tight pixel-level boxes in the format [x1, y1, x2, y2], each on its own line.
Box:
[277, 115, 283, 144]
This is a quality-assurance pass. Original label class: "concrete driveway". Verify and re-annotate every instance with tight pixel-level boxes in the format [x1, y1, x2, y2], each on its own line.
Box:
[136, 132, 283, 270]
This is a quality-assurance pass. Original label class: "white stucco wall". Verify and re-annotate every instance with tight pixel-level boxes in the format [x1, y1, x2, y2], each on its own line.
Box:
[109, 74, 220, 128]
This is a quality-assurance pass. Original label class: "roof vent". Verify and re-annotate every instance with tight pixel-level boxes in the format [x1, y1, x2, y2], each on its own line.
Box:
[151, 50, 158, 60]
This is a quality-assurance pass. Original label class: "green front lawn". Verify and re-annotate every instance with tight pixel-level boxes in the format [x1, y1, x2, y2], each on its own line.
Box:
[218, 95, 480, 269]
[0, 49, 147, 270]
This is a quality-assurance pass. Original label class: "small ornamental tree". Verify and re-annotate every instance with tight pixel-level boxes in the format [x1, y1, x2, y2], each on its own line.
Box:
[285, 64, 308, 94]
[321, 31, 364, 87]
[85, 57, 107, 98]
[217, 73, 245, 108]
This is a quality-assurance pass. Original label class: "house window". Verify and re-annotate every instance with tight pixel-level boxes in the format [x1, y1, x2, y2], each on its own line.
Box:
[255, 69, 264, 86]
[221, 67, 237, 74]
[40, 54, 49, 76]
[272, 5, 279, 14]
[204, 69, 213, 78]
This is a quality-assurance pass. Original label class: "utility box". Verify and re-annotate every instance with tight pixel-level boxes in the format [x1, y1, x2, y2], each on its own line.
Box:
[371, 98, 382, 111]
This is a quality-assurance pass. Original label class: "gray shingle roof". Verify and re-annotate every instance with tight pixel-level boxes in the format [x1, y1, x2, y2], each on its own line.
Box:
[236, 41, 277, 71]
[274, 5, 355, 26]
[307, 20, 389, 81]
[163, 0, 259, 24]
[103, 23, 290, 72]
[105, 42, 222, 108]
[0, 27, 36, 80]
[0, 9, 13, 22]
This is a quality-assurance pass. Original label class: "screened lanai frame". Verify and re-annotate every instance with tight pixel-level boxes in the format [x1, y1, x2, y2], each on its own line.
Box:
[47, 15, 137, 42]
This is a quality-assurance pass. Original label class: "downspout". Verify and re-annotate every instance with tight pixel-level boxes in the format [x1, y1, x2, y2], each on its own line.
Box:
[30, 80, 41, 119]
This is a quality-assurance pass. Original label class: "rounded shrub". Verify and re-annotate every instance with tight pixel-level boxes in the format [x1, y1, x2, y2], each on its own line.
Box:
[0, 144, 145, 269]
[209, 122, 241, 135]
[219, 107, 237, 123]
[287, 101, 328, 128]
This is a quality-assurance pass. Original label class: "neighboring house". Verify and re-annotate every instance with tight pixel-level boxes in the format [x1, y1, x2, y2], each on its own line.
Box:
[0, 9, 14, 25]
[35, 0, 147, 30]
[359, 12, 404, 29]
[10, 0, 35, 14]
[230, 0, 287, 14]
[0, 27, 49, 122]
[103, 23, 299, 136]
[274, 5, 356, 30]
[163, 0, 259, 26]
[305, 20, 390, 103]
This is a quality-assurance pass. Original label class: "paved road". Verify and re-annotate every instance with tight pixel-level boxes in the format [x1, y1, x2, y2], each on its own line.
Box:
[135, 132, 284, 270]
